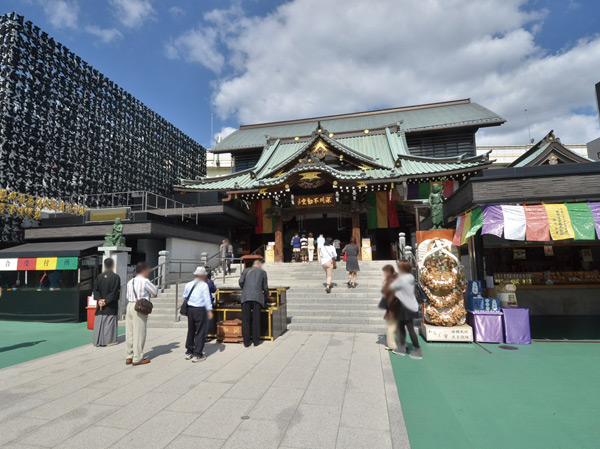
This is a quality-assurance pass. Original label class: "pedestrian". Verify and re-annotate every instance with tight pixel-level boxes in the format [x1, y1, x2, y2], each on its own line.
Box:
[380, 264, 400, 351]
[291, 232, 301, 262]
[300, 233, 308, 263]
[390, 260, 422, 359]
[307, 232, 315, 262]
[183, 267, 213, 362]
[205, 270, 217, 342]
[319, 237, 337, 294]
[316, 234, 325, 262]
[342, 236, 360, 288]
[220, 239, 233, 274]
[333, 238, 341, 261]
[93, 258, 120, 347]
[125, 261, 157, 366]
[239, 259, 269, 347]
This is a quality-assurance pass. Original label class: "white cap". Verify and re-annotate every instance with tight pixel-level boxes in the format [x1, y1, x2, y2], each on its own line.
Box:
[193, 266, 207, 276]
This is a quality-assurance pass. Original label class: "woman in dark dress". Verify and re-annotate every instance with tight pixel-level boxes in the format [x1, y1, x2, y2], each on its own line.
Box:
[342, 237, 360, 288]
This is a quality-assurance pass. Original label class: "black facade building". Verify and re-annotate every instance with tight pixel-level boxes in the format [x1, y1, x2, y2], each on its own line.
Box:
[0, 13, 206, 241]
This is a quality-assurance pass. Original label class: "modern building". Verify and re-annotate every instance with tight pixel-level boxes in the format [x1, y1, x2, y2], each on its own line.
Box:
[0, 13, 205, 242]
[177, 98, 505, 261]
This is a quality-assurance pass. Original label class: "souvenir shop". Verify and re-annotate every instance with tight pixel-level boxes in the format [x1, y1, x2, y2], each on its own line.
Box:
[445, 163, 600, 339]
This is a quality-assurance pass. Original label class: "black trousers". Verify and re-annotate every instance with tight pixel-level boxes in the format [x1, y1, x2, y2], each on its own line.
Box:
[398, 319, 420, 348]
[242, 301, 262, 346]
[186, 306, 207, 356]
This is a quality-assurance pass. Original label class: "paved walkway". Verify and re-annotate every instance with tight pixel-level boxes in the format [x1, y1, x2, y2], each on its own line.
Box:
[0, 329, 411, 449]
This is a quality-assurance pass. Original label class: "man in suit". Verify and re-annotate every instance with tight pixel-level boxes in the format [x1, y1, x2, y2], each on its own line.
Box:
[239, 259, 269, 347]
[93, 258, 121, 346]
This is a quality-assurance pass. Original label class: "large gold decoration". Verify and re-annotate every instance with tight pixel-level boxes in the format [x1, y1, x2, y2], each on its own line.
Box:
[419, 238, 467, 327]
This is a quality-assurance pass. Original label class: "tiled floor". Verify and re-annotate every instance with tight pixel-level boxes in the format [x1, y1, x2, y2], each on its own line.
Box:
[0, 329, 410, 449]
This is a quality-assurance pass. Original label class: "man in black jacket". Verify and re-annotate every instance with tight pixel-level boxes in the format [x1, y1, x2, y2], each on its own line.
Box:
[239, 259, 269, 347]
[93, 258, 121, 346]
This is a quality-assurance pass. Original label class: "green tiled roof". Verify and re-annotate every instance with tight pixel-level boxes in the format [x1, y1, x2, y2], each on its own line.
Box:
[512, 142, 551, 167]
[178, 126, 491, 192]
[214, 99, 504, 152]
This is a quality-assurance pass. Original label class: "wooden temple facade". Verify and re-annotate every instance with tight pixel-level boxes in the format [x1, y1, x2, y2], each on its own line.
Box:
[177, 99, 505, 261]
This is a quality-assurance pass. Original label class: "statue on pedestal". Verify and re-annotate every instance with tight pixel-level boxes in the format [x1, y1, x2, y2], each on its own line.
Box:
[103, 218, 126, 247]
[428, 183, 445, 230]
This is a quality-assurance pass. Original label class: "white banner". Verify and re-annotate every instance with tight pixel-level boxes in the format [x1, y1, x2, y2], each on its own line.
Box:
[0, 258, 18, 271]
[501, 205, 526, 240]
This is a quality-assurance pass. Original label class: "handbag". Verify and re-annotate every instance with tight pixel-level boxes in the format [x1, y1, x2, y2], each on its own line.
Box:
[343, 252, 347, 262]
[180, 281, 199, 316]
[415, 282, 430, 304]
[132, 279, 154, 315]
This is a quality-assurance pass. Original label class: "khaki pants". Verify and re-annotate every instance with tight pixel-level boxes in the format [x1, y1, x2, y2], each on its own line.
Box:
[386, 319, 399, 350]
[322, 261, 333, 285]
[126, 302, 148, 363]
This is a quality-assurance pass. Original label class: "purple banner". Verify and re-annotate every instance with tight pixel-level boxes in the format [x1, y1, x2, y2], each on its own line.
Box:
[407, 184, 419, 200]
[468, 311, 504, 343]
[589, 202, 600, 239]
[502, 308, 531, 345]
[481, 205, 504, 238]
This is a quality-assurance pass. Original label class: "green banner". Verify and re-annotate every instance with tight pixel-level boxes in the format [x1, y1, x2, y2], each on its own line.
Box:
[464, 207, 483, 239]
[366, 193, 378, 229]
[418, 182, 431, 199]
[565, 203, 595, 240]
[56, 257, 78, 270]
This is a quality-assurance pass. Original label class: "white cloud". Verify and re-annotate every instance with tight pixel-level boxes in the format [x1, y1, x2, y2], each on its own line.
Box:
[167, 0, 600, 144]
[40, 0, 79, 29]
[214, 126, 236, 144]
[85, 25, 123, 43]
[109, 0, 156, 28]
[169, 6, 185, 18]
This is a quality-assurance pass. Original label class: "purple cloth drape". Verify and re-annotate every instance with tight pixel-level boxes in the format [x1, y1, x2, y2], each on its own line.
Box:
[481, 205, 504, 238]
[467, 311, 504, 343]
[407, 184, 419, 200]
[502, 308, 531, 345]
[589, 202, 600, 239]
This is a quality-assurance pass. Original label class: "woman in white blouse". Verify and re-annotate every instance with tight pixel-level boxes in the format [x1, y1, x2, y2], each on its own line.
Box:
[319, 237, 337, 293]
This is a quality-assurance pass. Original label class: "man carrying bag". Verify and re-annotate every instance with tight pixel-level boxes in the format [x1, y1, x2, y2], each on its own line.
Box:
[125, 262, 157, 366]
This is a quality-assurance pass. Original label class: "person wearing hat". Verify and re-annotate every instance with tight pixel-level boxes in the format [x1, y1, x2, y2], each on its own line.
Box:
[182, 266, 213, 362]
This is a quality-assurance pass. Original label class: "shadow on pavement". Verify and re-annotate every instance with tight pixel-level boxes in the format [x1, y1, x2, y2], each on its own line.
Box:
[0, 340, 46, 353]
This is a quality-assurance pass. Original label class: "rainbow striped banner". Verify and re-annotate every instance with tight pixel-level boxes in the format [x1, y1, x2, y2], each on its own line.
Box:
[0, 257, 78, 271]
[453, 202, 600, 245]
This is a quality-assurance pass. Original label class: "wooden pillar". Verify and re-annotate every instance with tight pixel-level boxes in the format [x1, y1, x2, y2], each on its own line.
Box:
[352, 212, 361, 261]
[275, 216, 283, 263]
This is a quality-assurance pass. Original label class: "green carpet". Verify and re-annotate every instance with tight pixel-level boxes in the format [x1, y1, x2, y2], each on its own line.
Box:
[390, 338, 600, 449]
[0, 321, 125, 370]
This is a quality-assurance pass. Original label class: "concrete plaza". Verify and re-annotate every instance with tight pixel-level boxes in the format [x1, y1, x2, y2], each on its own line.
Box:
[0, 329, 410, 449]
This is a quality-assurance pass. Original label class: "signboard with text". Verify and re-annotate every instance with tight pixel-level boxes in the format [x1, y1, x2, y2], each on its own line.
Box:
[294, 194, 335, 208]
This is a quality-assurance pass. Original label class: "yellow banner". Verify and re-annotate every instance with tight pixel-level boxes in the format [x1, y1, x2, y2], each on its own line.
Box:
[461, 211, 472, 245]
[544, 204, 575, 240]
[36, 257, 57, 271]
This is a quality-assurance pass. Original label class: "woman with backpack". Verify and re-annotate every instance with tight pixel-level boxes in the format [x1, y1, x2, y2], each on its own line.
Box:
[390, 260, 422, 359]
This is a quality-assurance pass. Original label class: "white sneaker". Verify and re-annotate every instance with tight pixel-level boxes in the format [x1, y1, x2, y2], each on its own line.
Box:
[192, 356, 207, 363]
[185, 353, 193, 360]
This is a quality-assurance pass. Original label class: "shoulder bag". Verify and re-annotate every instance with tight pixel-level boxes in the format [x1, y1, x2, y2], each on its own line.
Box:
[133, 279, 154, 315]
[180, 281, 199, 316]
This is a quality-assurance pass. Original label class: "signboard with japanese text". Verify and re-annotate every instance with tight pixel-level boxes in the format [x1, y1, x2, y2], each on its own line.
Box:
[294, 194, 335, 208]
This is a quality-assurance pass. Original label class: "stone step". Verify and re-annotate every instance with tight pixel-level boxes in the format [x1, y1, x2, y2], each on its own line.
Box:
[288, 303, 381, 311]
[289, 316, 383, 324]
[288, 309, 382, 317]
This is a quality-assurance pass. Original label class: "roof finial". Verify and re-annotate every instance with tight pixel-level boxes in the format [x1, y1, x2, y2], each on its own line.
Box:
[317, 121, 322, 133]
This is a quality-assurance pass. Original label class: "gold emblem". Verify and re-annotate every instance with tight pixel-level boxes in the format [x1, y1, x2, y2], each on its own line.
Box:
[299, 172, 321, 180]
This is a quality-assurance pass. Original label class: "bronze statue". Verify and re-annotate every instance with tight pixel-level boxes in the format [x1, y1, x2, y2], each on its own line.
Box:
[103, 218, 126, 247]
[429, 183, 445, 230]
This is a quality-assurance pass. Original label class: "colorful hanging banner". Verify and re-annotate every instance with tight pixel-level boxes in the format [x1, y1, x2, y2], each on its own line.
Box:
[481, 205, 504, 238]
[589, 202, 600, 239]
[464, 207, 483, 240]
[0, 258, 18, 271]
[544, 203, 575, 240]
[406, 180, 457, 200]
[366, 192, 389, 229]
[452, 215, 465, 246]
[56, 257, 78, 270]
[565, 203, 595, 240]
[17, 258, 37, 271]
[36, 257, 57, 270]
[523, 205, 550, 241]
[388, 193, 400, 228]
[502, 205, 526, 240]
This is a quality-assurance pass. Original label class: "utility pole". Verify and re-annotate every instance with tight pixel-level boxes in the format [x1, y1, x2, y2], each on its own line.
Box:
[525, 108, 532, 144]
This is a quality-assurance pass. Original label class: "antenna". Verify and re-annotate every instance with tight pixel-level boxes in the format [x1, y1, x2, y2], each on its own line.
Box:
[210, 112, 214, 148]
[524, 109, 532, 145]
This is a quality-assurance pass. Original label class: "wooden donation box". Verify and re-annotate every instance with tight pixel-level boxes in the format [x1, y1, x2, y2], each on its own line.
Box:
[361, 238, 372, 261]
[212, 287, 288, 342]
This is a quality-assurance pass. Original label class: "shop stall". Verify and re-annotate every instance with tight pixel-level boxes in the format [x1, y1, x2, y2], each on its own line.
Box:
[444, 163, 600, 339]
[0, 241, 103, 322]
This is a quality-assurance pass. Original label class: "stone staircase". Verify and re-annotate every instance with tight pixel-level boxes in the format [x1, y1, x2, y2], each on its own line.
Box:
[147, 260, 394, 333]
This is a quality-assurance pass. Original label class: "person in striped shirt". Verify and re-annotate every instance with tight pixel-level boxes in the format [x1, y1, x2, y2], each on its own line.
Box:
[300, 234, 308, 263]
[125, 261, 157, 366]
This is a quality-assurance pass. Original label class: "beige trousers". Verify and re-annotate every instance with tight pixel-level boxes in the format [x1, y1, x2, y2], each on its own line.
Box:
[322, 261, 333, 285]
[126, 302, 148, 363]
[386, 319, 399, 350]
[308, 249, 315, 262]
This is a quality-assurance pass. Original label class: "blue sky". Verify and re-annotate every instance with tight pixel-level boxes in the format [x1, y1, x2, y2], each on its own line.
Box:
[2, 0, 600, 148]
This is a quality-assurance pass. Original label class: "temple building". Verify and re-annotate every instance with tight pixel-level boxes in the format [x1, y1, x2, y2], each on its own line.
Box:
[177, 99, 505, 261]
